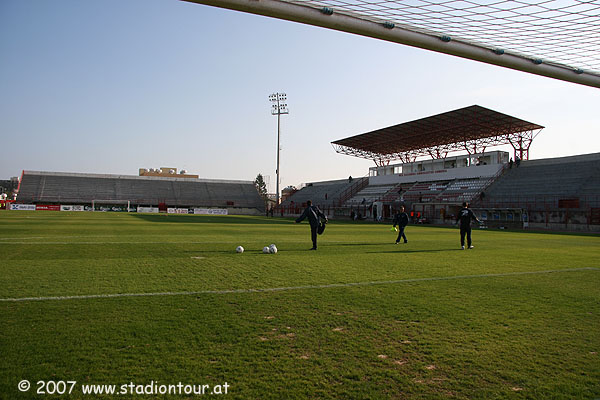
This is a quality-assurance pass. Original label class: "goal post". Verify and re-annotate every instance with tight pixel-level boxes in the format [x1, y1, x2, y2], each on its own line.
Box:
[182, 0, 600, 88]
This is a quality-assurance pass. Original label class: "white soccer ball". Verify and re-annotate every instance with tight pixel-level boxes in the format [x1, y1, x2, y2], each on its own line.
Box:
[269, 246, 278, 254]
[263, 246, 270, 253]
[236, 246, 244, 253]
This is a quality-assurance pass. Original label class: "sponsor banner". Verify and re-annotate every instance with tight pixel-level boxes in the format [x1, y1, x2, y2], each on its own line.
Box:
[95, 205, 128, 212]
[60, 205, 86, 212]
[61, 205, 85, 211]
[167, 208, 191, 214]
[193, 208, 228, 215]
[36, 204, 61, 211]
[137, 206, 159, 213]
[10, 204, 36, 211]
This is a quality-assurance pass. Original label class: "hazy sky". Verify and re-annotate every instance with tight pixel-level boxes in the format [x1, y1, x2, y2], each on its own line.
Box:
[1, 0, 599, 193]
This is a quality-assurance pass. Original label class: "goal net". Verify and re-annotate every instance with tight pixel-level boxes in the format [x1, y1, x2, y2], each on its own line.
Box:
[184, 0, 600, 87]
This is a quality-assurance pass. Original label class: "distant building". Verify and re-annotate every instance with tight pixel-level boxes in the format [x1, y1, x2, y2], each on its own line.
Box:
[139, 167, 199, 179]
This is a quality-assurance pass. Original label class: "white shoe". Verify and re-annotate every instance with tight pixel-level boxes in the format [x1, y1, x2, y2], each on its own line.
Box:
[469, 246, 474, 249]
[461, 246, 465, 250]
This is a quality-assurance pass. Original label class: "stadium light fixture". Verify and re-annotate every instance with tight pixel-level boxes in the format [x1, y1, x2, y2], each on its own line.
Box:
[269, 92, 289, 205]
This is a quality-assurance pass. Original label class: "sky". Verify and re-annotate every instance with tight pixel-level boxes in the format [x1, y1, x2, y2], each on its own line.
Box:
[1, 0, 599, 194]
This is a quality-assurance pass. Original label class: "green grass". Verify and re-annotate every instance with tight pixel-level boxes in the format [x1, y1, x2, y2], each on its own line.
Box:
[0, 211, 599, 399]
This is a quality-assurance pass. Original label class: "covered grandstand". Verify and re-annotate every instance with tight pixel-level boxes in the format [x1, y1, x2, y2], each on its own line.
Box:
[282, 106, 600, 231]
[15, 171, 265, 215]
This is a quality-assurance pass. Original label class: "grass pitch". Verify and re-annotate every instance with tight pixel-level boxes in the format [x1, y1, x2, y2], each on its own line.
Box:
[0, 211, 599, 399]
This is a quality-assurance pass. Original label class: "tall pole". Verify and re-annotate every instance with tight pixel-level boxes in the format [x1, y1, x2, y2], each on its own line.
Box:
[269, 92, 288, 205]
[276, 110, 281, 205]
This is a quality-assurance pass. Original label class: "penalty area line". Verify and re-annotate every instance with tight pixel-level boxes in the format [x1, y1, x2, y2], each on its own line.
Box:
[1, 267, 598, 303]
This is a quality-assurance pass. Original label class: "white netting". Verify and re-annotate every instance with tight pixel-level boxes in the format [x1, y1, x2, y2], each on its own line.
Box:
[288, 0, 600, 74]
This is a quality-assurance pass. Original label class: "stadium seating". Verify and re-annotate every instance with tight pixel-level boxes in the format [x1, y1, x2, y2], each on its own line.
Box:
[286, 177, 487, 208]
[439, 179, 485, 202]
[16, 171, 264, 211]
[400, 180, 451, 203]
[346, 184, 397, 205]
[484, 154, 600, 207]
[279, 179, 355, 207]
[343, 179, 479, 205]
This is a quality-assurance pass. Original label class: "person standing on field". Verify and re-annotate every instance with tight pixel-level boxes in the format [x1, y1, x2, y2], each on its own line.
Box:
[295, 200, 327, 250]
[456, 202, 480, 249]
[393, 206, 409, 244]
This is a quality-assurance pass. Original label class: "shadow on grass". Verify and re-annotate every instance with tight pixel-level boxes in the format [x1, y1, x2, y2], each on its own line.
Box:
[335, 243, 387, 247]
[132, 214, 295, 225]
[365, 248, 463, 254]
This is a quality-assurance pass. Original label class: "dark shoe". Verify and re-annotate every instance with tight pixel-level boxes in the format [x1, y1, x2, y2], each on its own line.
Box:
[404, 241, 408, 243]
[310, 247, 317, 250]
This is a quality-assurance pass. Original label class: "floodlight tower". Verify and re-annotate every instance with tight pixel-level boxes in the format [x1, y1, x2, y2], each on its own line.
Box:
[269, 92, 289, 205]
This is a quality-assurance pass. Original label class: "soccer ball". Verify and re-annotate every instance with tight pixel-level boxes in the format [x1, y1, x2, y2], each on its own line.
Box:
[263, 246, 270, 254]
[269, 246, 278, 254]
[236, 246, 244, 253]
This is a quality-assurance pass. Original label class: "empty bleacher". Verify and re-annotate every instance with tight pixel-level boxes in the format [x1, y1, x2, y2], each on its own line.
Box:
[280, 179, 355, 207]
[439, 179, 486, 202]
[484, 153, 600, 207]
[346, 184, 397, 205]
[401, 180, 452, 203]
[286, 177, 488, 208]
[16, 171, 264, 211]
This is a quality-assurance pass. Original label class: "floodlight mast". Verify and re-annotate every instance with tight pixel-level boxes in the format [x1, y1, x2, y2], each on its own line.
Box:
[269, 92, 289, 205]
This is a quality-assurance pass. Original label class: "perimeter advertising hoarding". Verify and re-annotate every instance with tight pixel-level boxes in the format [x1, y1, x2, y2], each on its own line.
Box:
[9, 204, 36, 211]
[36, 205, 61, 211]
[60, 205, 86, 211]
[193, 208, 228, 215]
[137, 206, 160, 213]
[167, 208, 191, 214]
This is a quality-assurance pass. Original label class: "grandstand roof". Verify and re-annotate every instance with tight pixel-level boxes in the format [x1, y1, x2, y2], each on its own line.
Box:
[331, 105, 544, 165]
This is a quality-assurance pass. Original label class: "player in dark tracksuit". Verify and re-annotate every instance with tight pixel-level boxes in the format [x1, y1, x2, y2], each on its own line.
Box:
[456, 202, 480, 249]
[393, 206, 409, 244]
[295, 200, 327, 250]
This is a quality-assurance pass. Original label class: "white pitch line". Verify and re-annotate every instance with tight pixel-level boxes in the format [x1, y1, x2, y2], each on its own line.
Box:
[0, 241, 224, 245]
[0, 240, 355, 245]
[0, 237, 48, 241]
[1, 267, 597, 303]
